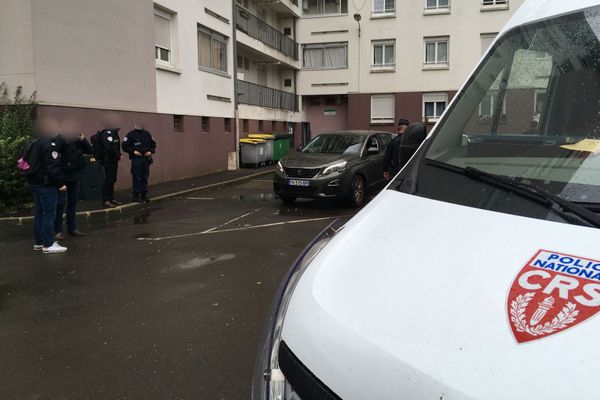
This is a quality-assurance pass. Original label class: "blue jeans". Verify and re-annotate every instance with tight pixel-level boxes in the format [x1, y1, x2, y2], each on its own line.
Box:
[30, 184, 58, 247]
[55, 181, 80, 234]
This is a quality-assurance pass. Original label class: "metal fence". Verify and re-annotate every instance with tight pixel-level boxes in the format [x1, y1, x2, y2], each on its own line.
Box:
[235, 5, 298, 60]
[237, 80, 297, 112]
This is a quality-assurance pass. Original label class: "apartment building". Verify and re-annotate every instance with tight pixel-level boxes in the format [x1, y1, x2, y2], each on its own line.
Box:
[298, 0, 525, 135]
[0, 0, 523, 187]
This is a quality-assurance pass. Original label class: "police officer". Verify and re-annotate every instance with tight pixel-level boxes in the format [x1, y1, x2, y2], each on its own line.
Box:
[97, 114, 122, 208]
[27, 117, 68, 254]
[122, 120, 156, 203]
[383, 118, 410, 180]
[54, 119, 93, 239]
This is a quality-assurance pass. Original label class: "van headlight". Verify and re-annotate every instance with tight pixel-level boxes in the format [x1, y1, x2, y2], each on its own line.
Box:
[321, 161, 347, 176]
[251, 221, 338, 400]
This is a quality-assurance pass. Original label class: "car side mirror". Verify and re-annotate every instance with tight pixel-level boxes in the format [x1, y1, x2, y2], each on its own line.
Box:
[367, 147, 380, 155]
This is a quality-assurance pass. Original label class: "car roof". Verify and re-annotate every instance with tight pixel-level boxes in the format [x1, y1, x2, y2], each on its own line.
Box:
[317, 130, 394, 136]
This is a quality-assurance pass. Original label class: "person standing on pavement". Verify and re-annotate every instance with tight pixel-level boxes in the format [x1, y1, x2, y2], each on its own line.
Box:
[122, 120, 156, 203]
[54, 119, 93, 239]
[27, 117, 68, 254]
[95, 114, 122, 208]
[383, 118, 410, 180]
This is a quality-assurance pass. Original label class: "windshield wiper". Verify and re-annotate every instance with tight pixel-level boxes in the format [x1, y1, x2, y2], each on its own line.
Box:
[425, 159, 600, 229]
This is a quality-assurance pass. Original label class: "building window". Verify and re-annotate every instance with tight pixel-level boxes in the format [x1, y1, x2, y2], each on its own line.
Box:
[303, 42, 348, 70]
[154, 8, 174, 64]
[423, 93, 448, 122]
[425, 0, 449, 10]
[284, 78, 292, 87]
[371, 94, 395, 124]
[303, 0, 348, 16]
[424, 37, 449, 67]
[224, 118, 232, 133]
[480, 33, 497, 55]
[201, 117, 210, 132]
[243, 119, 249, 133]
[198, 25, 227, 73]
[372, 40, 395, 70]
[236, 0, 249, 8]
[173, 115, 184, 132]
[482, 0, 508, 6]
[534, 89, 546, 121]
[478, 92, 506, 119]
[373, 0, 395, 15]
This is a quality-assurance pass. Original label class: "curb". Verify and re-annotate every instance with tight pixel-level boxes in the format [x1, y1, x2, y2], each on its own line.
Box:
[0, 169, 274, 226]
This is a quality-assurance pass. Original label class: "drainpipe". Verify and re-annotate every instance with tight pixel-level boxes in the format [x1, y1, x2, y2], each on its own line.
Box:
[232, 0, 240, 170]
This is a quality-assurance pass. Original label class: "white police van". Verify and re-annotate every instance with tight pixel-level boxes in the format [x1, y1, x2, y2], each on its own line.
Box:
[253, 1, 600, 398]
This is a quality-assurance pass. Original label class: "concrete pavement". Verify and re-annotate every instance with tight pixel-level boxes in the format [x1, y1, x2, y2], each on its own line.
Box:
[0, 176, 357, 399]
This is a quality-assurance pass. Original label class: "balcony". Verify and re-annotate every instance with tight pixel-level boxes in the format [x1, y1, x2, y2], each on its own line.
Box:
[237, 80, 297, 112]
[235, 5, 299, 60]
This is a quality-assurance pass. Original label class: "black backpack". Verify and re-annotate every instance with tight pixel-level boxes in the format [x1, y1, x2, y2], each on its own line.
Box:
[91, 130, 104, 161]
[17, 139, 41, 177]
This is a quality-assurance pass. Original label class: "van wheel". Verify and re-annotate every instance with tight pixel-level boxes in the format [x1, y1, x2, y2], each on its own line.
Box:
[280, 195, 296, 204]
[349, 175, 366, 207]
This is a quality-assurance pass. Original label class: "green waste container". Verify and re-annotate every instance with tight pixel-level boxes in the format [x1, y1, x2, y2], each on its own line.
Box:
[248, 134, 274, 164]
[272, 132, 290, 161]
[79, 156, 104, 201]
[240, 138, 267, 168]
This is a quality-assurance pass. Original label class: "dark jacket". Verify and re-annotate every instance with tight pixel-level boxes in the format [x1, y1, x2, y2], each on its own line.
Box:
[383, 124, 428, 176]
[122, 129, 156, 159]
[383, 135, 402, 175]
[26, 137, 64, 187]
[57, 135, 93, 182]
[98, 128, 121, 163]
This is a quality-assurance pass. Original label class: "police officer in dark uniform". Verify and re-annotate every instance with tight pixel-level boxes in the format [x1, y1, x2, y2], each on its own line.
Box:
[97, 116, 122, 208]
[122, 121, 156, 203]
[54, 119, 93, 239]
[383, 118, 410, 180]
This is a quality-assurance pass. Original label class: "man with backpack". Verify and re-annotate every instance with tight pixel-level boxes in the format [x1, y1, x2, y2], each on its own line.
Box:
[19, 117, 68, 254]
[54, 119, 93, 239]
[122, 120, 156, 203]
[92, 114, 122, 208]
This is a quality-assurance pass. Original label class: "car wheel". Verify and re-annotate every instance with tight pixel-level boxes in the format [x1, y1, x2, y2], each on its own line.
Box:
[280, 195, 297, 204]
[349, 175, 366, 207]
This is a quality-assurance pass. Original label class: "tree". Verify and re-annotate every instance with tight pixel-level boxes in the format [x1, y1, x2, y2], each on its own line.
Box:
[0, 83, 37, 212]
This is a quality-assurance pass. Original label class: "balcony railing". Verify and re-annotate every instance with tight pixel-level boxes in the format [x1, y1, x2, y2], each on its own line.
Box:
[235, 5, 299, 60]
[237, 80, 297, 112]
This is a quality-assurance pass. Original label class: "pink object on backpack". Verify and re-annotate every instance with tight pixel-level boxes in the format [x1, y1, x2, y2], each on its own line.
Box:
[17, 157, 30, 172]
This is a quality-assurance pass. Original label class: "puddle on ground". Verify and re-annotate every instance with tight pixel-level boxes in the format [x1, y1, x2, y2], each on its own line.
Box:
[239, 193, 275, 202]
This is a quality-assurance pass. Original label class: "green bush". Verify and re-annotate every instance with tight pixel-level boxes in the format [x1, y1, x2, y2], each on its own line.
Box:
[0, 83, 37, 213]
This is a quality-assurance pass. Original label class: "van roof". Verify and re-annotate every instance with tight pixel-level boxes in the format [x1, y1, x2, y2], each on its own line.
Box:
[501, 0, 599, 34]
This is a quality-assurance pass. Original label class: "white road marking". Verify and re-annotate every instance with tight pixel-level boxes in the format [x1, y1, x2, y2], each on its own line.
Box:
[185, 197, 215, 200]
[137, 215, 341, 242]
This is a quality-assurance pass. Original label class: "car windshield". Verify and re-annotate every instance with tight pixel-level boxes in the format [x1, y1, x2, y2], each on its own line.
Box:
[425, 6, 600, 205]
[302, 134, 364, 155]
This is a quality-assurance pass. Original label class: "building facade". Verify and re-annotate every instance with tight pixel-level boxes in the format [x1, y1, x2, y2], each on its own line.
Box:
[0, 0, 523, 187]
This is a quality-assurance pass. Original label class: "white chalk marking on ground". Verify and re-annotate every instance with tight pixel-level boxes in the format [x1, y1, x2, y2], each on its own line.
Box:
[137, 215, 342, 242]
[185, 197, 215, 200]
[138, 208, 262, 241]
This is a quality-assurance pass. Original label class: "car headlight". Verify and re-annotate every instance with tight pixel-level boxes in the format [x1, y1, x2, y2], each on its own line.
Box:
[321, 161, 347, 176]
[277, 161, 284, 173]
[252, 221, 339, 400]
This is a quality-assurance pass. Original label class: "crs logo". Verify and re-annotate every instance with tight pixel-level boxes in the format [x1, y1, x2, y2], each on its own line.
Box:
[508, 250, 600, 343]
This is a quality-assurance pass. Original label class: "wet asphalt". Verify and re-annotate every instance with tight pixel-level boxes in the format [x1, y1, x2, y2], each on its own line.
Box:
[0, 177, 357, 400]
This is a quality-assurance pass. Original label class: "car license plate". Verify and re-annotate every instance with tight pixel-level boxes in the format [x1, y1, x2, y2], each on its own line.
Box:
[288, 179, 310, 187]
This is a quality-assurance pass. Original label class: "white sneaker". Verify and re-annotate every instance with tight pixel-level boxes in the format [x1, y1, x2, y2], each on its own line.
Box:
[42, 242, 68, 254]
[33, 245, 44, 251]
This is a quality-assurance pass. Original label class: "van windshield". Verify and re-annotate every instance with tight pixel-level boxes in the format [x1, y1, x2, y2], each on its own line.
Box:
[425, 6, 600, 207]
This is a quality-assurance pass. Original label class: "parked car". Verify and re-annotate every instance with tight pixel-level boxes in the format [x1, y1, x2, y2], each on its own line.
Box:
[273, 130, 394, 207]
[254, 1, 600, 399]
